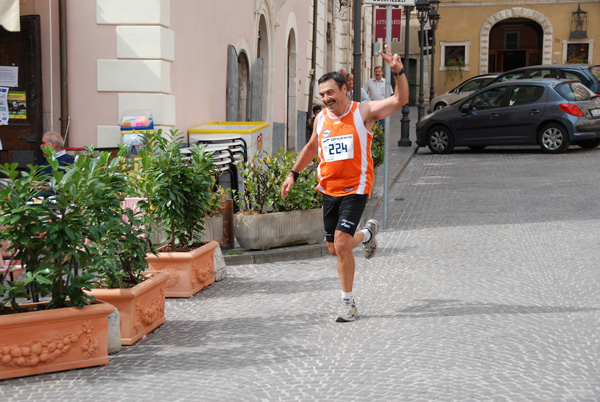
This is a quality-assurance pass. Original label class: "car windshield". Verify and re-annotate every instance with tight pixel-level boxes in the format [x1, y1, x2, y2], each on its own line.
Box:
[555, 82, 596, 101]
[459, 79, 483, 93]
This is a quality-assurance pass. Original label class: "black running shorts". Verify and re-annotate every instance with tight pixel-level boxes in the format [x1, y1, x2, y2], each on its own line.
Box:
[322, 193, 368, 243]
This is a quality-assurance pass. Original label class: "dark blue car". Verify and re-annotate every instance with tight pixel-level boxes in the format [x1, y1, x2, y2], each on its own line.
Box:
[416, 79, 600, 154]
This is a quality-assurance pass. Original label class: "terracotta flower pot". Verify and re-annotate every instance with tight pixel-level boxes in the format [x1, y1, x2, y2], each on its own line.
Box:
[85, 271, 170, 346]
[145, 241, 218, 298]
[0, 302, 114, 380]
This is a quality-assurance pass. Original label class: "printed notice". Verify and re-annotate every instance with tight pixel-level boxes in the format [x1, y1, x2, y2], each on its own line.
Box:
[0, 66, 18, 87]
[8, 91, 26, 119]
[0, 87, 8, 125]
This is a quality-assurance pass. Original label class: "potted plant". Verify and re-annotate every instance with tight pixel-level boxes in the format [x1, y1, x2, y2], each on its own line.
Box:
[140, 129, 220, 298]
[233, 148, 324, 250]
[445, 56, 467, 83]
[0, 151, 114, 380]
[78, 148, 169, 346]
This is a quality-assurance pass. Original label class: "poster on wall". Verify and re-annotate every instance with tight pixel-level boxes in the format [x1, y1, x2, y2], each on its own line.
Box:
[0, 87, 8, 125]
[0, 66, 18, 87]
[8, 91, 26, 119]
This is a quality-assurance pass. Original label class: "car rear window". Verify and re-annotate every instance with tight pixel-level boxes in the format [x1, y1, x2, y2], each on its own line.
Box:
[499, 72, 526, 82]
[587, 66, 600, 84]
[555, 82, 596, 101]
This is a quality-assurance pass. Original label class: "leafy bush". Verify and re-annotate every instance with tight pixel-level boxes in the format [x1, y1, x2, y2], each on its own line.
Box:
[81, 150, 153, 289]
[235, 148, 321, 214]
[371, 121, 385, 168]
[137, 129, 216, 250]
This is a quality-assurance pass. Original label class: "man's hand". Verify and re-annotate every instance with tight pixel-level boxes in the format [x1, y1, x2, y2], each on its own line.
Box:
[379, 44, 404, 73]
[281, 174, 295, 199]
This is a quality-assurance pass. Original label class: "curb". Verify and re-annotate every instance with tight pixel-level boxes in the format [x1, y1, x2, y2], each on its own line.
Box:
[223, 243, 329, 266]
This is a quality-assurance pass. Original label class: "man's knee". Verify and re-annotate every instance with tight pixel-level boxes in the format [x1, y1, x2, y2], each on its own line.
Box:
[334, 231, 353, 255]
[327, 242, 337, 256]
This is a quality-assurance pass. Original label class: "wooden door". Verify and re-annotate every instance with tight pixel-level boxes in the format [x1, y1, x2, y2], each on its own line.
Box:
[0, 15, 43, 167]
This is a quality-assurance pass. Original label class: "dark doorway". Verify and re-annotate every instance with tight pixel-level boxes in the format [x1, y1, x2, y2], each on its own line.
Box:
[488, 18, 543, 73]
[500, 50, 527, 72]
[0, 15, 44, 167]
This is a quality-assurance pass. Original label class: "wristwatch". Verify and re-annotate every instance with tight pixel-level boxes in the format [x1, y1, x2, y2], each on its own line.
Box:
[392, 69, 405, 77]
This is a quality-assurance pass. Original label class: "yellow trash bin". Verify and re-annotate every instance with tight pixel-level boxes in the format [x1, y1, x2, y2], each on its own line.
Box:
[188, 121, 270, 161]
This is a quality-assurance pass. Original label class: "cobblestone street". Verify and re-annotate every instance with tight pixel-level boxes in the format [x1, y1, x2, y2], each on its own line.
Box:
[2, 119, 600, 401]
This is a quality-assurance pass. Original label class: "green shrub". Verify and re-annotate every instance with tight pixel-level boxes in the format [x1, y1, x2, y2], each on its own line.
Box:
[235, 148, 322, 214]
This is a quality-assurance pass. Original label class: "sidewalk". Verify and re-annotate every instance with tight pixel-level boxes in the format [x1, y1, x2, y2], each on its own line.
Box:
[224, 106, 419, 265]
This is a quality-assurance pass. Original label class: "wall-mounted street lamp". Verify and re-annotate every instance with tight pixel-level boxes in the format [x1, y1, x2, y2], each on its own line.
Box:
[570, 3, 587, 39]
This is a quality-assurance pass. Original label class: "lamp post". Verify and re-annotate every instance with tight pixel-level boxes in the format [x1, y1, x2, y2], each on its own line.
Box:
[399, 5, 412, 147]
[428, 2, 440, 105]
[415, 0, 430, 122]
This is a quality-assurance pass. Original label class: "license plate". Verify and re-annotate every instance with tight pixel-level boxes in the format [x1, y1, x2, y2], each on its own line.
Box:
[592, 109, 600, 117]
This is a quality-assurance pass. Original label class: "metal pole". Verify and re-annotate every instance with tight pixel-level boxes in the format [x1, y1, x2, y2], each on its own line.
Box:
[399, 6, 412, 147]
[353, 0, 362, 101]
[429, 28, 436, 104]
[59, 0, 69, 141]
[383, 5, 392, 230]
[417, 19, 426, 121]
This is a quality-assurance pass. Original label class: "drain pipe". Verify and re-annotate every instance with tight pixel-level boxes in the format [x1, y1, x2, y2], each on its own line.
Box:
[307, 0, 318, 116]
[59, 0, 69, 142]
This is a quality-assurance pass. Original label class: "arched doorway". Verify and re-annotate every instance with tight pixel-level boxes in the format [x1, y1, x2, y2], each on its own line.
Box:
[479, 8, 552, 73]
[286, 29, 297, 151]
[488, 18, 543, 73]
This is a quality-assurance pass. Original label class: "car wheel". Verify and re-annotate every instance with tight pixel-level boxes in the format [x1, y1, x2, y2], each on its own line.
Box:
[538, 123, 570, 153]
[577, 138, 600, 149]
[434, 102, 446, 111]
[427, 126, 454, 154]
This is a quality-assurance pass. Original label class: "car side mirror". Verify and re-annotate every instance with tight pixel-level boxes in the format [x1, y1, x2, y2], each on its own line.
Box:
[461, 103, 471, 114]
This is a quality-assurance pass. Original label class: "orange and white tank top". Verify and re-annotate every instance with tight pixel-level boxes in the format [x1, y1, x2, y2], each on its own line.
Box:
[315, 102, 374, 197]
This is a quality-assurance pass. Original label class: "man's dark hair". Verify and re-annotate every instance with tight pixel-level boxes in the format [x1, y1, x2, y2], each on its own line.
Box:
[312, 105, 322, 114]
[318, 71, 346, 90]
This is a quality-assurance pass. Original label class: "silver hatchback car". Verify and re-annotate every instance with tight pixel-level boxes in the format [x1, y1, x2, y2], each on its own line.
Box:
[429, 73, 499, 111]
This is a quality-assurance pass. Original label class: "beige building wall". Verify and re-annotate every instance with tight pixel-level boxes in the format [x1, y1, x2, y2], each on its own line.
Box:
[433, 0, 599, 97]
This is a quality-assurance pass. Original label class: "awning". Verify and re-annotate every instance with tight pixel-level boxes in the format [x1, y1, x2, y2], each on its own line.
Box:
[0, 0, 20, 32]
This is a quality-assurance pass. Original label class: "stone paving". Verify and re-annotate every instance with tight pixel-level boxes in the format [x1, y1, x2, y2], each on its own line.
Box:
[2, 111, 600, 401]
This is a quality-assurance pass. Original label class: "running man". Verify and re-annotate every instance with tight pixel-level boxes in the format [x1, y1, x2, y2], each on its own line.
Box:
[281, 45, 409, 322]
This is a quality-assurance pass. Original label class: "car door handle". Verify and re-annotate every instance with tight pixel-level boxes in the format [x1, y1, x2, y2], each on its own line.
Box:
[489, 114, 499, 119]
[530, 109, 540, 115]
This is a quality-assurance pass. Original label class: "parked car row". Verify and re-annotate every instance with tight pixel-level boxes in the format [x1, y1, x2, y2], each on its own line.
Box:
[430, 64, 600, 113]
[418, 64, 600, 154]
[417, 79, 600, 154]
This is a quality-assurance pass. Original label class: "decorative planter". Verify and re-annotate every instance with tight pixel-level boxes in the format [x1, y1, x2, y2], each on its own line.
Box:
[85, 271, 170, 346]
[0, 302, 114, 380]
[145, 241, 218, 298]
[150, 216, 223, 246]
[201, 215, 223, 243]
[234, 208, 324, 250]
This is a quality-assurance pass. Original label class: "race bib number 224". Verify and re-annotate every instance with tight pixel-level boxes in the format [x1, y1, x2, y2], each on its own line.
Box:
[323, 135, 354, 162]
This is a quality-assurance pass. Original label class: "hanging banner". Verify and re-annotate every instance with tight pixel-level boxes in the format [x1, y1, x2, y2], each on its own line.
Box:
[375, 8, 402, 42]
[364, 0, 416, 5]
[0, 0, 20, 32]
